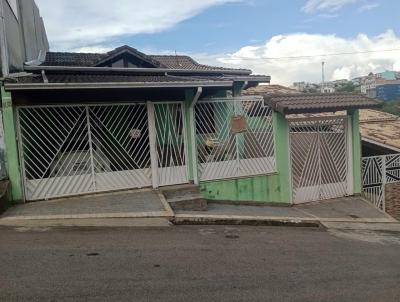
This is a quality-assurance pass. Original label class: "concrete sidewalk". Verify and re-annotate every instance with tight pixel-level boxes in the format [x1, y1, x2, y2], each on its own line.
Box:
[0, 189, 173, 226]
[0, 191, 397, 229]
[174, 197, 397, 226]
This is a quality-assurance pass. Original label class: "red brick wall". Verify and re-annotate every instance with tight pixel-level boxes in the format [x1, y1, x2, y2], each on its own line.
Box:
[385, 183, 400, 220]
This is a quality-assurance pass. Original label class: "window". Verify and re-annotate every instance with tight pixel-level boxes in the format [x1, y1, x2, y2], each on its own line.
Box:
[6, 0, 18, 19]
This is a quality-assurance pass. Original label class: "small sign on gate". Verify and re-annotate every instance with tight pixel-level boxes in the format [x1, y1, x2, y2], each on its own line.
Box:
[129, 129, 142, 139]
[231, 115, 247, 134]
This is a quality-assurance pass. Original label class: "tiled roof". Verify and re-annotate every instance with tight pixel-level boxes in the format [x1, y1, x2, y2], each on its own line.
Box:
[149, 55, 249, 72]
[96, 45, 163, 68]
[42, 52, 106, 66]
[359, 109, 400, 151]
[39, 47, 251, 74]
[15, 74, 204, 84]
[242, 84, 299, 95]
[263, 93, 382, 114]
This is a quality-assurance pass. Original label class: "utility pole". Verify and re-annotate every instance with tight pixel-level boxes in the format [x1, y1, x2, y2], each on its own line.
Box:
[321, 61, 325, 93]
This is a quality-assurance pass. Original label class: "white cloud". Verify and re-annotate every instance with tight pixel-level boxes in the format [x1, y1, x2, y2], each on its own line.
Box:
[358, 3, 380, 12]
[204, 30, 400, 85]
[302, 0, 358, 13]
[35, 0, 239, 51]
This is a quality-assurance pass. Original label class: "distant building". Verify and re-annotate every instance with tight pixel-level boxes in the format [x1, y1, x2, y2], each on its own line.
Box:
[320, 86, 335, 93]
[0, 0, 48, 77]
[360, 70, 400, 97]
[376, 81, 400, 101]
[376, 70, 397, 81]
[292, 82, 319, 93]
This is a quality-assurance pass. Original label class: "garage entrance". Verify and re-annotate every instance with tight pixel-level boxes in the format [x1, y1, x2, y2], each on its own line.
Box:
[289, 117, 351, 204]
[17, 102, 188, 201]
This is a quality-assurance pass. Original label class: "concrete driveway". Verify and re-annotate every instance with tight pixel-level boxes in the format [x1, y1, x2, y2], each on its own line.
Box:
[0, 189, 173, 224]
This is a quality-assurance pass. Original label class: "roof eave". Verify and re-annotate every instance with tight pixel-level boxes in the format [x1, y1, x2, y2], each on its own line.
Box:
[24, 65, 252, 76]
[232, 76, 271, 83]
[278, 104, 383, 115]
[4, 81, 234, 91]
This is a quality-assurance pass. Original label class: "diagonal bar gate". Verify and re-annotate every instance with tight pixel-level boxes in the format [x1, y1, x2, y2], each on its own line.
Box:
[362, 154, 400, 211]
[194, 97, 276, 181]
[289, 117, 350, 204]
[17, 102, 187, 201]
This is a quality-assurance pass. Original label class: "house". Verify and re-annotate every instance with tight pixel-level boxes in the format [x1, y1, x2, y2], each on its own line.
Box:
[0, 46, 381, 206]
[359, 109, 400, 155]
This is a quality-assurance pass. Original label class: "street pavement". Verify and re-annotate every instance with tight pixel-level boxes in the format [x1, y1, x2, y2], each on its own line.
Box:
[1, 225, 400, 302]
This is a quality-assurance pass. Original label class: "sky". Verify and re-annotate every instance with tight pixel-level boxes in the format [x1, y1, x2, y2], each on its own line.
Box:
[35, 0, 399, 85]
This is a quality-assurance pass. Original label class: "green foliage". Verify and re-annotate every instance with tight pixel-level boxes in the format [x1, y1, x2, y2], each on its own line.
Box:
[379, 100, 400, 116]
[336, 82, 356, 92]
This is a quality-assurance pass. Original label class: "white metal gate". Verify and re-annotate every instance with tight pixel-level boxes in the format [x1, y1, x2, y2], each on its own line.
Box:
[289, 117, 350, 204]
[152, 102, 188, 187]
[362, 154, 400, 211]
[17, 102, 188, 201]
[195, 97, 276, 181]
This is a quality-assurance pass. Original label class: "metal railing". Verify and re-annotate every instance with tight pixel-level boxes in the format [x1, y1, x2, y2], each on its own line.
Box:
[195, 97, 276, 181]
[362, 154, 400, 211]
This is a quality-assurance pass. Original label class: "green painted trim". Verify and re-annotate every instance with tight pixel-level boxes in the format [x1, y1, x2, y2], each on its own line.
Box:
[232, 82, 244, 97]
[273, 111, 292, 203]
[350, 109, 362, 194]
[184, 89, 195, 181]
[1, 87, 24, 202]
[200, 174, 286, 204]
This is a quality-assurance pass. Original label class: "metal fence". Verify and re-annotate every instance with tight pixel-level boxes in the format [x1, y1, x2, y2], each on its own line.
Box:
[362, 154, 400, 211]
[17, 102, 188, 201]
[289, 117, 349, 204]
[195, 97, 276, 181]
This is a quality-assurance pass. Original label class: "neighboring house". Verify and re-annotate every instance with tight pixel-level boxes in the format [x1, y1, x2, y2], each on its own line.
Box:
[359, 109, 400, 155]
[0, 0, 47, 179]
[0, 0, 48, 76]
[243, 84, 299, 95]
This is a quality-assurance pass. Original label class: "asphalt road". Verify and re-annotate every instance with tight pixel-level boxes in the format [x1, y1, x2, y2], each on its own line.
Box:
[1, 225, 400, 302]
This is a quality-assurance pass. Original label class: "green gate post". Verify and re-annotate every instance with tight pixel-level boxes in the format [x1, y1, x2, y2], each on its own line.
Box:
[1, 86, 24, 202]
[273, 111, 292, 203]
[184, 89, 195, 182]
[349, 109, 362, 194]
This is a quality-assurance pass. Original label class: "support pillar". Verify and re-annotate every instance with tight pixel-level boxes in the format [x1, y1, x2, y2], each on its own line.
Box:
[184, 89, 196, 183]
[1, 86, 24, 202]
[349, 109, 362, 194]
[273, 111, 292, 203]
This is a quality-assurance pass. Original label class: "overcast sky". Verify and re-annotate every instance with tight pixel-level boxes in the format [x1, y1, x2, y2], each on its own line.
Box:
[35, 0, 399, 85]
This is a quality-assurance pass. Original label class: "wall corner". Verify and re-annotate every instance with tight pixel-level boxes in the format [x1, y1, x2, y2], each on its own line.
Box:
[1, 86, 24, 202]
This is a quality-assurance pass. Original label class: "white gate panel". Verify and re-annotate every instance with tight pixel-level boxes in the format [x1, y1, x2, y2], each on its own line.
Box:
[195, 97, 276, 181]
[17, 104, 152, 201]
[290, 117, 349, 204]
[154, 102, 188, 186]
[89, 104, 152, 191]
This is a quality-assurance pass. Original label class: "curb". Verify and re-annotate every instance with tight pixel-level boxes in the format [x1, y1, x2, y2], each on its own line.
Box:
[172, 216, 321, 228]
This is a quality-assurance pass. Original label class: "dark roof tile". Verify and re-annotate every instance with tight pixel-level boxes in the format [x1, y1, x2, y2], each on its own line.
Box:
[263, 93, 382, 114]
[39, 48, 251, 74]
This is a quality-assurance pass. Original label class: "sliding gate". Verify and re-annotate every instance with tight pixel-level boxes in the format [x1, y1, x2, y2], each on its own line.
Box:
[289, 117, 350, 204]
[17, 102, 187, 200]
